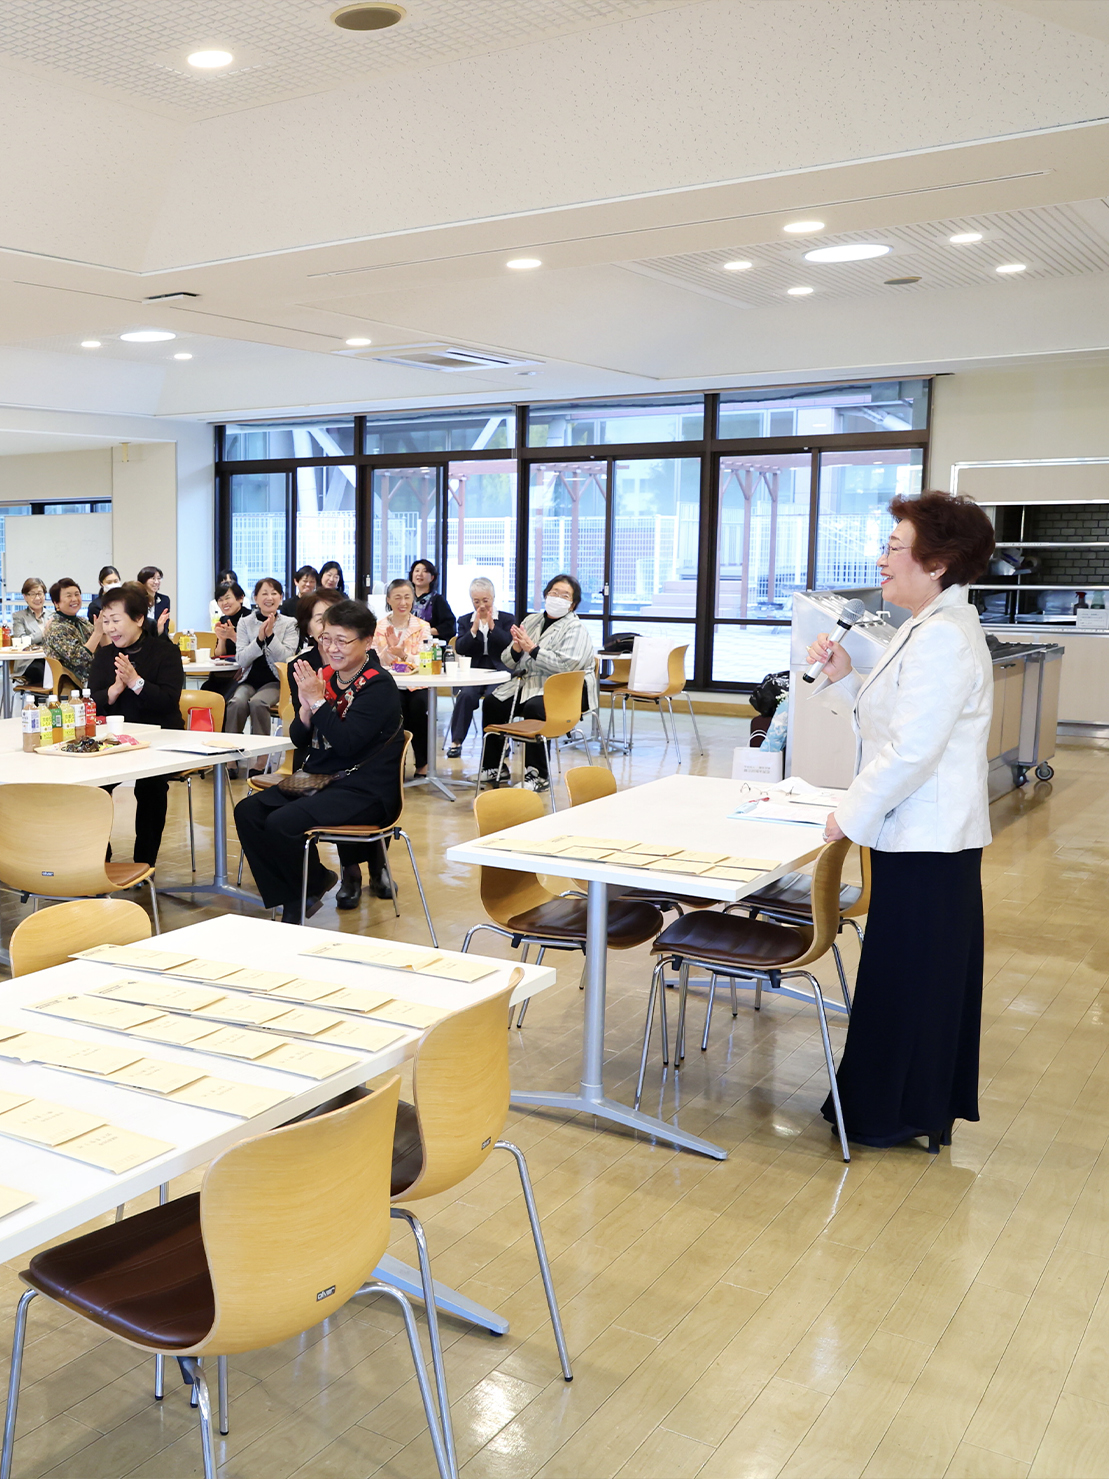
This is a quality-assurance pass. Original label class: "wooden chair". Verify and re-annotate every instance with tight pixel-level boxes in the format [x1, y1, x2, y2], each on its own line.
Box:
[176, 692, 227, 873]
[194, 630, 217, 652]
[8, 898, 150, 976]
[618, 645, 705, 762]
[297, 731, 437, 942]
[388, 983, 572, 1475]
[45, 656, 83, 698]
[0, 784, 160, 932]
[477, 670, 608, 808]
[463, 789, 662, 1027]
[637, 838, 853, 1160]
[597, 654, 632, 747]
[0, 1079, 450, 1479]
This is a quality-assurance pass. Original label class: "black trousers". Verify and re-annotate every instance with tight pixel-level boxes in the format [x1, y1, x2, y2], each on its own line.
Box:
[200, 671, 237, 698]
[235, 785, 390, 908]
[822, 847, 984, 1146]
[103, 777, 170, 866]
[480, 694, 550, 775]
[449, 685, 482, 744]
[399, 689, 428, 767]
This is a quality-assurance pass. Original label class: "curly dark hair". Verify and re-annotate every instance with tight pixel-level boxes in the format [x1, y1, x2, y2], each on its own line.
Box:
[888, 491, 995, 589]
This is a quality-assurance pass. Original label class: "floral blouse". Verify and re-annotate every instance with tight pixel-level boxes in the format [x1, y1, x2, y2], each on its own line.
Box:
[370, 614, 432, 669]
[43, 612, 94, 687]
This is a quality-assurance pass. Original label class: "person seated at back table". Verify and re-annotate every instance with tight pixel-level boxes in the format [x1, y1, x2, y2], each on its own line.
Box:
[281, 565, 319, 617]
[89, 581, 185, 866]
[138, 566, 171, 635]
[446, 577, 515, 759]
[479, 573, 597, 792]
[234, 599, 405, 923]
[409, 558, 456, 641]
[43, 577, 102, 690]
[87, 566, 121, 621]
[13, 577, 50, 686]
[370, 578, 433, 779]
[226, 577, 298, 775]
[200, 581, 248, 698]
[318, 559, 345, 592]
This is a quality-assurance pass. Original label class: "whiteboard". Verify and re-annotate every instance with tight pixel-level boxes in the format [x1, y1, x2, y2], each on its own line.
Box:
[2, 514, 112, 598]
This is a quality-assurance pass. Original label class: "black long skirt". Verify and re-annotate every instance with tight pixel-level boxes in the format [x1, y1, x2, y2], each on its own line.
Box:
[821, 847, 984, 1147]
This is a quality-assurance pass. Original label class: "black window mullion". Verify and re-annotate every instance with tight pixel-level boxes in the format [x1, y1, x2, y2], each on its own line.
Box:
[602, 456, 616, 640]
[805, 451, 820, 591]
[514, 407, 529, 618]
[694, 396, 719, 690]
[285, 470, 296, 594]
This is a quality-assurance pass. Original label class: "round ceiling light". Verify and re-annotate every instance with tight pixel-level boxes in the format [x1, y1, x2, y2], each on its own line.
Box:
[120, 330, 176, 343]
[722, 260, 753, 272]
[787, 285, 815, 296]
[506, 258, 542, 270]
[187, 50, 233, 68]
[330, 3, 406, 31]
[345, 337, 372, 346]
[804, 243, 890, 263]
[783, 220, 825, 234]
[80, 340, 101, 348]
[949, 232, 983, 244]
[173, 352, 193, 360]
[996, 262, 1027, 274]
[885, 276, 922, 285]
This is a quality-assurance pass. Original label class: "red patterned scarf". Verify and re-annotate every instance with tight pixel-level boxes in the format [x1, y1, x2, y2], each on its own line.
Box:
[321, 661, 378, 719]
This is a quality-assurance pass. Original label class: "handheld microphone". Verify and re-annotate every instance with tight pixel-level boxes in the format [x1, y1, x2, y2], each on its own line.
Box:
[802, 599, 866, 683]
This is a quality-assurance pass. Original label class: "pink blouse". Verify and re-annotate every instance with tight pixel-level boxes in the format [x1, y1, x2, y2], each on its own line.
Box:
[371, 614, 432, 669]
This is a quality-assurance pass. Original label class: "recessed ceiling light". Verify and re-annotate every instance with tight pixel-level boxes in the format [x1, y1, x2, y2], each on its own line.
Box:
[804, 243, 891, 263]
[949, 232, 983, 244]
[783, 220, 824, 234]
[345, 337, 372, 346]
[330, 3, 406, 31]
[80, 340, 101, 349]
[187, 49, 233, 69]
[722, 259, 753, 272]
[120, 330, 176, 343]
[996, 262, 1027, 274]
[173, 352, 193, 360]
[885, 276, 922, 285]
[506, 258, 542, 270]
[787, 285, 815, 296]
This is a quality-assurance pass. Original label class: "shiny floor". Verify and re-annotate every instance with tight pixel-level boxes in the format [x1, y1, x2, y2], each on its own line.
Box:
[2, 715, 1107, 1478]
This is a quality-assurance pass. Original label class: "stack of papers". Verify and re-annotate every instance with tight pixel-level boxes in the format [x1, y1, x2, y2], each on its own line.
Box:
[0, 1090, 172, 1173]
[0, 1186, 35, 1220]
[476, 835, 778, 877]
[302, 939, 495, 985]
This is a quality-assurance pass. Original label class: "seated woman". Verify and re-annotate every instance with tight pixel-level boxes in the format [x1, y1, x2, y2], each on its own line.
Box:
[201, 581, 248, 698]
[281, 565, 319, 617]
[370, 577, 432, 779]
[287, 587, 346, 729]
[409, 558, 456, 641]
[43, 577, 101, 691]
[87, 566, 121, 621]
[447, 577, 515, 758]
[319, 560, 345, 592]
[479, 573, 597, 792]
[13, 576, 50, 687]
[234, 599, 405, 924]
[208, 569, 239, 627]
[89, 582, 185, 866]
[226, 577, 298, 772]
[138, 566, 171, 635]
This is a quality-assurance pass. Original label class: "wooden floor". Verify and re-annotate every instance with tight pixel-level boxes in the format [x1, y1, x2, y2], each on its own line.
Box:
[3, 715, 1108, 1479]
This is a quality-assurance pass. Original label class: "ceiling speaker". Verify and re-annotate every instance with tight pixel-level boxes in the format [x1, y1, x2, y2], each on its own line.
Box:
[330, 3, 406, 31]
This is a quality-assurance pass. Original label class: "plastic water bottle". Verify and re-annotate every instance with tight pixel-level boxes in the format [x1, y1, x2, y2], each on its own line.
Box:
[21, 694, 40, 752]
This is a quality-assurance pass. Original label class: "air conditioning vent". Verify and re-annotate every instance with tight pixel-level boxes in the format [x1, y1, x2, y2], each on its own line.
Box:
[337, 342, 541, 372]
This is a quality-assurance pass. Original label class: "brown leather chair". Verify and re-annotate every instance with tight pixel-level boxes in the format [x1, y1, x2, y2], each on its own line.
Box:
[637, 837, 853, 1161]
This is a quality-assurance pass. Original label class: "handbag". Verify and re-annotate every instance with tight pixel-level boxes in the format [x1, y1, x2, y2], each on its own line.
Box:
[253, 719, 404, 796]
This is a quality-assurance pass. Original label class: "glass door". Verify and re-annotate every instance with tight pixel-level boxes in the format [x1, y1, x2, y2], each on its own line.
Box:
[445, 460, 518, 616]
[816, 449, 923, 588]
[229, 471, 288, 594]
[526, 462, 607, 645]
[294, 465, 355, 585]
[370, 467, 440, 591]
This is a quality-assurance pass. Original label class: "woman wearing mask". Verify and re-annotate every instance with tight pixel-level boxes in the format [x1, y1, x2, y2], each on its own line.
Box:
[201, 581, 248, 698]
[478, 573, 597, 792]
[226, 577, 298, 772]
[43, 578, 102, 690]
[13, 577, 50, 686]
[409, 558, 456, 641]
[281, 565, 320, 617]
[318, 560, 345, 591]
[370, 577, 432, 778]
[87, 566, 121, 621]
[137, 566, 171, 635]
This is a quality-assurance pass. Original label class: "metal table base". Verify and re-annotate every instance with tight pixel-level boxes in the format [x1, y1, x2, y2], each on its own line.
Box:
[157, 761, 268, 907]
[372, 1253, 509, 1335]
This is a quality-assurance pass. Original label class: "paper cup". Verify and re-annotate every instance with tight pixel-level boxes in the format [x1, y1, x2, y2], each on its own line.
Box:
[105, 715, 125, 734]
[456, 654, 472, 672]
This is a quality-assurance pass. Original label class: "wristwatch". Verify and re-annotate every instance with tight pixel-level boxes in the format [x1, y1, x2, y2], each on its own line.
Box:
[131, 677, 145, 694]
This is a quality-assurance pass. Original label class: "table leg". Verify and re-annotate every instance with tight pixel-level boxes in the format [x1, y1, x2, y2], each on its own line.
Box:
[368, 1253, 509, 1335]
[422, 682, 456, 803]
[0, 662, 12, 721]
[509, 879, 728, 1159]
[157, 759, 270, 906]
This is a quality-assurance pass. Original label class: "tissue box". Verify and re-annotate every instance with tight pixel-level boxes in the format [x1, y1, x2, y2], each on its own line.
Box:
[732, 747, 784, 783]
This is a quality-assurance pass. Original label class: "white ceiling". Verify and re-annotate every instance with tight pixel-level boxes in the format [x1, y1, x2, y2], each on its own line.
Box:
[0, 0, 1107, 425]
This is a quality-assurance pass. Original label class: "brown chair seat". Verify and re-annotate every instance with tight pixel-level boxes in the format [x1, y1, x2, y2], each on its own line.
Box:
[506, 895, 662, 948]
[104, 861, 155, 890]
[742, 871, 862, 920]
[23, 1193, 214, 1351]
[484, 720, 547, 739]
[305, 823, 392, 837]
[392, 1099, 424, 1197]
[620, 887, 716, 911]
[654, 908, 806, 970]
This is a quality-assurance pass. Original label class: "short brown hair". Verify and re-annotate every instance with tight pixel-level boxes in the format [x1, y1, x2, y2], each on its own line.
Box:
[296, 586, 344, 640]
[889, 491, 995, 589]
[100, 581, 151, 623]
[21, 577, 45, 598]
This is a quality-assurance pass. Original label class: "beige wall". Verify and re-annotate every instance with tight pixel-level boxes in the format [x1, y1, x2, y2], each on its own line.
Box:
[111, 442, 177, 600]
[0, 447, 112, 502]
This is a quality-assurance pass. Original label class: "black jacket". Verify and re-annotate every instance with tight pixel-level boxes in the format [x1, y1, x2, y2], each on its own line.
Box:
[413, 591, 456, 642]
[89, 632, 185, 729]
[290, 653, 404, 811]
[455, 609, 515, 670]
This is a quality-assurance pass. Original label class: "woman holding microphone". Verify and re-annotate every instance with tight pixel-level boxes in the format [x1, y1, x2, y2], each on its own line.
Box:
[809, 491, 995, 1153]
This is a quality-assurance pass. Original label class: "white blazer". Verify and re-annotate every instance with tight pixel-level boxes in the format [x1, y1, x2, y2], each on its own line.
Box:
[832, 584, 993, 853]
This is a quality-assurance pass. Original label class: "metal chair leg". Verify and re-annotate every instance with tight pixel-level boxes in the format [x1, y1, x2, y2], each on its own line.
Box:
[153, 1182, 169, 1403]
[236, 848, 245, 886]
[1, 1289, 38, 1479]
[358, 1284, 451, 1479]
[391, 1209, 457, 1479]
[381, 844, 401, 920]
[300, 835, 312, 926]
[179, 1357, 216, 1479]
[729, 978, 739, 1017]
[667, 697, 683, 765]
[676, 961, 690, 1064]
[795, 970, 850, 1163]
[754, 975, 763, 1011]
[845, 918, 865, 946]
[397, 829, 437, 945]
[508, 945, 528, 1028]
[685, 692, 706, 755]
[515, 946, 543, 1029]
[636, 959, 665, 1109]
[186, 777, 196, 873]
[146, 876, 161, 934]
[497, 1141, 572, 1381]
[701, 971, 717, 1052]
[831, 942, 852, 1016]
[217, 1354, 229, 1435]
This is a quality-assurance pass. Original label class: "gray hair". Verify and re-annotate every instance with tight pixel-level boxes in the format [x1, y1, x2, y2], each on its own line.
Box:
[469, 577, 495, 600]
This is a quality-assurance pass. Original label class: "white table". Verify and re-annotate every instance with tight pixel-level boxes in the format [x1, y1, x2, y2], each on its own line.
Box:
[0, 915, 555, 1334]
[0, 650, 45, 720]
[393, 668, 503, 801]
[0, 718, 291, 909]
[446, 774, 829, 1159]
[180, 655, 236, 685]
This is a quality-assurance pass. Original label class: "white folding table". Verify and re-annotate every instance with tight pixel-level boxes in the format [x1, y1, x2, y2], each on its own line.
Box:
[446, 774, 830, 1160]
[0, 650, 45, 720]
[393, 668, 503, 801]
[0, 914, 555, 1334]
[0, 718, 290, 909]
[179, 655, 238, 687]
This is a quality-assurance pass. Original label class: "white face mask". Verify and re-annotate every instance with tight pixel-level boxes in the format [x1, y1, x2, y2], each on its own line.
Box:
[544, 595, 572, 620]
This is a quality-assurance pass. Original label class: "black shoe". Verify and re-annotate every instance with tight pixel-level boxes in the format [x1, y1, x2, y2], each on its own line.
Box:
[369, 873, 396, 900]
[445, 744, 462, 759]
[336, 866, 362, 910]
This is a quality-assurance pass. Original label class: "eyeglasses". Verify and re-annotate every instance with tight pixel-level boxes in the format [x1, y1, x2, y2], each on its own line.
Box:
[318, 634, 360, 651]
[880, 540, 910, 557]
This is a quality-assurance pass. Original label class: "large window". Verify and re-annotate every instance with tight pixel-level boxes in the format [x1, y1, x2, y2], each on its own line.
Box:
[717, 452, 811, 621]
[295, 465, 355, 584]
[611, 458, 700, 618]
[816, 449, 923, 587]
[223, 420, 355, 461]
[719, 380, 929, 438]
[528, 397, 703, 447]
[229, 472, 286, 594]
[527, 463, 606, 614]
[364, 407, 513, 455]
[445, 461, 517, 616]
[371, 467, 439, 590]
